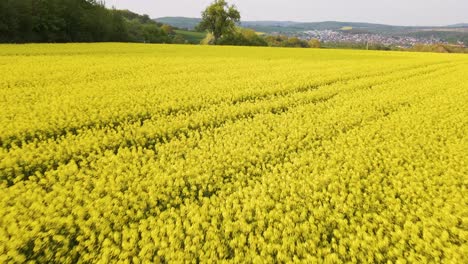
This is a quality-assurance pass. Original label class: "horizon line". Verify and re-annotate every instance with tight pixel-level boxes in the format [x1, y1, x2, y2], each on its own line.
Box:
[153, 16, 467, 28]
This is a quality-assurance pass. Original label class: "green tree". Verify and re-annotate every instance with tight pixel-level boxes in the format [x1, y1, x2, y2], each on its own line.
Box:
[308, 38, 321, 48]
[264, 35, 309, 48]
[217, 28, 267, 47]
[172, 35, 186, 44]
[283, 37, 309, 48]
[161, 24, 175, 35]
[197, 0, 240, 44]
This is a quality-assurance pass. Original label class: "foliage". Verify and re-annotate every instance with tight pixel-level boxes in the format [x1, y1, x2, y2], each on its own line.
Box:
[0, 43, 467, 263]
[174, 30, 207, 44]
[308, 38, 321, 48]
[322, 41, 392, 51]
[161, 24, 175, 35]
[409, 43, 468, 53]
[0, 0, 176, 43]
[200, 32, 216, 45]
[197, 0, 241, 43]
[217, 28, 268, 46]
[283, 37, 310, 48]
[264, 35, 311, 48]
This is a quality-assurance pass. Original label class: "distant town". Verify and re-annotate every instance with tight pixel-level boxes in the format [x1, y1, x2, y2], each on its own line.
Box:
[293, 30, 454, 48]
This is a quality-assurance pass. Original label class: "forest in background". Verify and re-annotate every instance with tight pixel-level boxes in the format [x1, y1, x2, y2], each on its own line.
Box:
[0, 0, 176, 43]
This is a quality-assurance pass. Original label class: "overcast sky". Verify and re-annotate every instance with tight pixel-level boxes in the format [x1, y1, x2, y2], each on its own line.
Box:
[105, 0, 467, 26]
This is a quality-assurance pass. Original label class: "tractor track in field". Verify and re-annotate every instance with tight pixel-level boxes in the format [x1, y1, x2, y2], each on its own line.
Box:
[0, 60, 454, 150]
[1, 61, 462, 187]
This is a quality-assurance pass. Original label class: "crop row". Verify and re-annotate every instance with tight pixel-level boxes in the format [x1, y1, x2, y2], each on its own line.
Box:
[0, 44, 466, 263]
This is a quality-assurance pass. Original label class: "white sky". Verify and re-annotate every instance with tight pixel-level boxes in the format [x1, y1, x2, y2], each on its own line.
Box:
[105, 0, 468, 26]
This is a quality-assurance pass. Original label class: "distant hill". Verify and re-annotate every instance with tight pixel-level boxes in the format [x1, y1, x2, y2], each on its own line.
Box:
[155, 17, 468, 35]
[447, 23, 468, 28]
[154, 17, 408, 32]
[242, 21, 417, 34]
[155, 17, 201, 30]
[155, 17, 468, 45]
[156, 17, 419, 32]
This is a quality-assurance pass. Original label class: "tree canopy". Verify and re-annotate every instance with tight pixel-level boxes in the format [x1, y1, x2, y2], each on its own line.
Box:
[0, 0, 174, 43]
[197, 0, 240, 43]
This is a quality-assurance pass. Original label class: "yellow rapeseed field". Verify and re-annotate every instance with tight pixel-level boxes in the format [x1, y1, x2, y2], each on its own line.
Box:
[0, 43, 467, 263]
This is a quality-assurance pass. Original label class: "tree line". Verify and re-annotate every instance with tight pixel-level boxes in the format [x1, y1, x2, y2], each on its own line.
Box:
[0, 0, 176, 43]
[0, 0, 321, 48]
